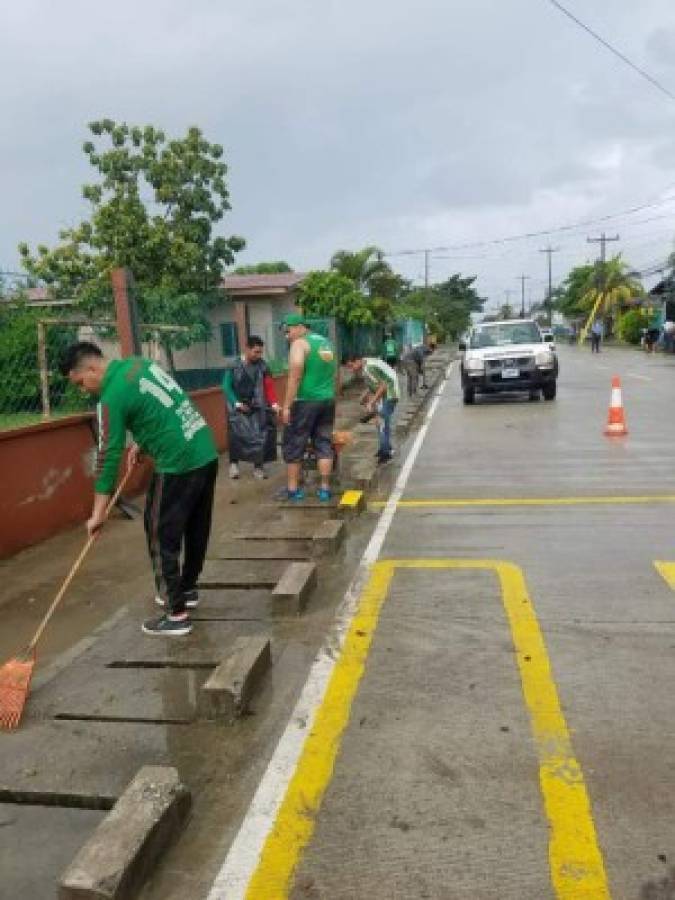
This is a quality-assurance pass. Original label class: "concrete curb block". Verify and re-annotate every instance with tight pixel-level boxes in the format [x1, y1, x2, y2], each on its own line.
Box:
[199, 636, 272, 721]
[312, 520, 345, 556]
[58, 766, 191, 900]
[272, 561, 318, 614]
[343, 460, 377, 491]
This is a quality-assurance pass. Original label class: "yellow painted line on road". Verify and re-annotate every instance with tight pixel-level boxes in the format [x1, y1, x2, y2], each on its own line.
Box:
[245, 559, 610, 900]
[370, 495, 675, 509]
[654, 561, 675, 591]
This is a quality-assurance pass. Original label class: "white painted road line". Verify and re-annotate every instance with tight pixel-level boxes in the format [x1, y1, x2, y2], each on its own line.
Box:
[627, 372, 652, 382]
[205, 364, 455, 900]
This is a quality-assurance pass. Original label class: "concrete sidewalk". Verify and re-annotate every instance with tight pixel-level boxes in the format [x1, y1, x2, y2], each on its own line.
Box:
[0, 355, 451, 899]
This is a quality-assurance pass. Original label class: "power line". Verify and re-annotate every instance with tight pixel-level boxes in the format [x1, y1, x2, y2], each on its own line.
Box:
[543, 0, 675, 104]
[385, 189, 675, 257]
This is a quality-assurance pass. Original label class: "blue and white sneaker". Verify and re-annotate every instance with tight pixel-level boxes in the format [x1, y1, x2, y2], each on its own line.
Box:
[142, 615, 193, 637]
[316, 488, 332, 502]
[286, 488, 305, 502]
[154, 590, 200, 610]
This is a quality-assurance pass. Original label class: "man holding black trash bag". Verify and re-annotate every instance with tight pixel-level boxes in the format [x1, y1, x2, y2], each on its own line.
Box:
[222, 335, 279, 480]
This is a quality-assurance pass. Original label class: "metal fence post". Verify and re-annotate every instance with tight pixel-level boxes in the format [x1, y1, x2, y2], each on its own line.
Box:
[37, 321, 51, 419]
[111, 268, 141, 357]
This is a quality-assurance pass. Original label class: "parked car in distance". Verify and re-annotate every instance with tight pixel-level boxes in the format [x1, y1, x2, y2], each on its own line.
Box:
[458, 319, 558, 404]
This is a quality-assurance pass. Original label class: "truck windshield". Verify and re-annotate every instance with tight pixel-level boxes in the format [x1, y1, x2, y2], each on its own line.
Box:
[470, 322, 542, 348]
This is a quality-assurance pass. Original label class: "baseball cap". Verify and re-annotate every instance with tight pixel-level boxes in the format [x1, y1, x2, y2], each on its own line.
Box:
[283, 313, 308, 327]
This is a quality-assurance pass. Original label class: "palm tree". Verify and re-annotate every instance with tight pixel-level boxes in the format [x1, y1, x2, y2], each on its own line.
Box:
[330, 246, 392, 294]
[498, 303, 515, 320]
[579, 256, 643, 343]
[330, 245, 404, 322]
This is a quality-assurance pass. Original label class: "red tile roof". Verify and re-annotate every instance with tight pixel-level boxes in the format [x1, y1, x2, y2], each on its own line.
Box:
[26, 286, 52, 301]
[222, 273, 306, 292]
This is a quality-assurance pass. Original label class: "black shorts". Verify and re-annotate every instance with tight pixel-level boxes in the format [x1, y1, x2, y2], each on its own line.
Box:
[283, 400, 335, 463]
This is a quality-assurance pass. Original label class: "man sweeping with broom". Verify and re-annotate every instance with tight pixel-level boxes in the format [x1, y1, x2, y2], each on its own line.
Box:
[60, 341, 219, 637]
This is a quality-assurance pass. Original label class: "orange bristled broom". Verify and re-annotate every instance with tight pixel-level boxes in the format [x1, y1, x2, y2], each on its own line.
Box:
[0, 471, 133, 730]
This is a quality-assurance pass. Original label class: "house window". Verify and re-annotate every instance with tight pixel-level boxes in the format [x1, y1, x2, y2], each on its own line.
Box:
[220, 323, 240, 357]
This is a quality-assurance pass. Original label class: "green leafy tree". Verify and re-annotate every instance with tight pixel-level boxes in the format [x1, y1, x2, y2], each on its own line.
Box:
[616, 308, 649, 344]
[330, 246, 390, 291]
[553, 264, 596, 319]
[581, 256, 643, 317]
[330, 245, 404, 322]
[498, 303, 515, 320]
[18, 119, 245, 330]
[298, 271, 375, 325]
[233, 261, 293, 275]
[430, 275, 486, 339]
[395, 275, 485, 340]
[555, 259, 642, 320]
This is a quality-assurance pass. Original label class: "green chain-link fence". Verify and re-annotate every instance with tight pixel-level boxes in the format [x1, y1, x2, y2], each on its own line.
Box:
[0, 307, 94, 432]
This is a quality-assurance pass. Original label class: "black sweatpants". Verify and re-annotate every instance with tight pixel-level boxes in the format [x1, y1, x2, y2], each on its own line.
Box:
[144, 459, 218, 616]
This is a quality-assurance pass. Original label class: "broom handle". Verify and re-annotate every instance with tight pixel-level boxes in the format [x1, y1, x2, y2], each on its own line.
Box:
[27, 469, 135, 653]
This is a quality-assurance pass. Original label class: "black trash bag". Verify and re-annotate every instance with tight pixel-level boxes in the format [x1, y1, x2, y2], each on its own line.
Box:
[263, 409, 278, 463]
[229, 407, 278, 464]
[228, 409, 265, 463]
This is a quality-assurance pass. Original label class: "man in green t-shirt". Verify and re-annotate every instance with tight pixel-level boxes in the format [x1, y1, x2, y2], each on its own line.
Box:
[345, 353, 399, 463]
[280, 313, 337, 501]
[382, 334, 399, 368]
[60, 341, 218, 637]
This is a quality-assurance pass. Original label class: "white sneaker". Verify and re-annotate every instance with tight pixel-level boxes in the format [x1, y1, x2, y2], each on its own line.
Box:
[253, 467, 267, 480]
[229, 463, 240, 479]
[155, 591, 200, 609]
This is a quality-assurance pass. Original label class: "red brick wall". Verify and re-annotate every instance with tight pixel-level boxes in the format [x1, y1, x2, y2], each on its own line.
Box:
[0, 377, 289, 559]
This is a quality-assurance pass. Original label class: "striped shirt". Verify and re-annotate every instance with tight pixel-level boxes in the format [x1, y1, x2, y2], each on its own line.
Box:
[363, 358, 400, 401]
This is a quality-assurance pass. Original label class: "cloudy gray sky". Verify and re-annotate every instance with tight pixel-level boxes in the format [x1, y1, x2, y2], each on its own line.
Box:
[3, 0, 675, 310]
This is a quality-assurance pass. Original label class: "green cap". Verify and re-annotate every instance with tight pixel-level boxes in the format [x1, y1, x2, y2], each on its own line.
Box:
[283, 313, 308, 327]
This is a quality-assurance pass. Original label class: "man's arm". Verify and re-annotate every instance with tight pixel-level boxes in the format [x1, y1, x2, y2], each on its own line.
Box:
[88, 398, 127, 536]
[263, 373, 280, 410]
[282, 339, 307, 424]
[222, 369, 238, 407]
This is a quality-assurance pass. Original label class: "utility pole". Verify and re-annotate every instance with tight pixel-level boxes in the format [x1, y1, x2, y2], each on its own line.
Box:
[516, 275, 530, 319]
[587, 232, 620, 332]
[539, 245, 560, 326]
[587, 232, 620, 265]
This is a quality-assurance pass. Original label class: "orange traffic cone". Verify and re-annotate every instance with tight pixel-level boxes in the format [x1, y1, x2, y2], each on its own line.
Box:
[604, 376, 628, 436]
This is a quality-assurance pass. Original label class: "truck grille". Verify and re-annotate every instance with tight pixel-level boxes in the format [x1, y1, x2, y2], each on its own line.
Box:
[485, 357, 532, 371]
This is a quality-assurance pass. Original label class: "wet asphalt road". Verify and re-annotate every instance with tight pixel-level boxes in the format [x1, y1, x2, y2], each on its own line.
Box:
[290, 345, 675, 899]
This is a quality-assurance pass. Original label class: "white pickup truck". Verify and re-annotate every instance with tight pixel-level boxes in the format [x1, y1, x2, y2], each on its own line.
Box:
[458, 319, 558, 405]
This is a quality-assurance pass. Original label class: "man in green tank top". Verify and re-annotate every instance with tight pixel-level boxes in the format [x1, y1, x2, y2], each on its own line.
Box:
[60, 341, 218, 638]
[281, 313, 337, 501]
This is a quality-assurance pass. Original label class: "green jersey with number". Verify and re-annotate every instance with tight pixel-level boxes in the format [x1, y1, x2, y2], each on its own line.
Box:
[95, 357, 217, 494]
[297, 333, 336, 402]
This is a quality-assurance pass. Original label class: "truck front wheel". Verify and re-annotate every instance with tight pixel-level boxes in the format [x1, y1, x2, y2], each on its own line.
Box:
[463, 386, 475, 405]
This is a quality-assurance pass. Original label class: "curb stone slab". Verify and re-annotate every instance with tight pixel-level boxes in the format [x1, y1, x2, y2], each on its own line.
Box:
[272, 561, 318, 614]
[59, 766, 191, 900]
[199, 635, 272, 721]
[312, 520, 345, 556]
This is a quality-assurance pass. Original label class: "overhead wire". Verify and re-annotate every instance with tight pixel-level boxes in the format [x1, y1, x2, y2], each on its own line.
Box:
[542, 0, 675, 105]
[385, 189, 675, 257]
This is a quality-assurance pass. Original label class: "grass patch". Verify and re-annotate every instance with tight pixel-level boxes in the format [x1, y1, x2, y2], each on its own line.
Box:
[0, 409, 90, 432]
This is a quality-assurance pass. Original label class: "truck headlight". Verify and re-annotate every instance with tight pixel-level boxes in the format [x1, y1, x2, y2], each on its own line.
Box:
[535, 350, 555, 369]
[465, 357, 485, 372]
